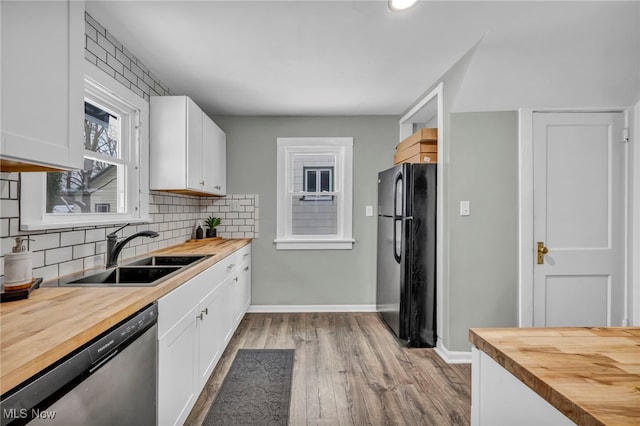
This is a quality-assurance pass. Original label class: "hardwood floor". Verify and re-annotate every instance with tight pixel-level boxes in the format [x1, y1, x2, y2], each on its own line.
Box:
[185, 313, 471, 426]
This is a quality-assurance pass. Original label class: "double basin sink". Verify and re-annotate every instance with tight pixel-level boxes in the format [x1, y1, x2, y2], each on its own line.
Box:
[58, 255, 212, 287]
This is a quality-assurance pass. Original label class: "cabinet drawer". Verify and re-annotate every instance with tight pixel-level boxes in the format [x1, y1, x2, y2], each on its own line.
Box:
[158, 276, 201, 339]
[236, 244, 251, 267]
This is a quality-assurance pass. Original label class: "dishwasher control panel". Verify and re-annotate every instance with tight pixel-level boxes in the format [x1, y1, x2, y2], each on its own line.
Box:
[89, 304, 157, 364]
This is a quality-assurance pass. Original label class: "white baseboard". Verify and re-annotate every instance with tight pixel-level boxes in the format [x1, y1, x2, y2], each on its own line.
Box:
[247, 304, 377, 313]
[435, 341, 472, 364]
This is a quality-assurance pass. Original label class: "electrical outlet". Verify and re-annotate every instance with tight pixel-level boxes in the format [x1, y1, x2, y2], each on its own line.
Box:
[228, 199, 240, 212]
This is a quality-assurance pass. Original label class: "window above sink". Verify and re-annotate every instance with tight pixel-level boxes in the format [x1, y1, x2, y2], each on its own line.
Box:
[20, 61, 150, 231]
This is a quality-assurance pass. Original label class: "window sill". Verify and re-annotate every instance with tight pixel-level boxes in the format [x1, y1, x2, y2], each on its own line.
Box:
[274, 239, 355, 250]
[20, 217, 152, 232]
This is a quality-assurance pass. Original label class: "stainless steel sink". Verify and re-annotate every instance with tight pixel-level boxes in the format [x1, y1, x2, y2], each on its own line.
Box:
[57, 255, 212, 287]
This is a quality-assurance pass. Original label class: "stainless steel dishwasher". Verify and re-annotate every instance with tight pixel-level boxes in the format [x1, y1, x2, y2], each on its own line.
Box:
[1, 303, 157, 426]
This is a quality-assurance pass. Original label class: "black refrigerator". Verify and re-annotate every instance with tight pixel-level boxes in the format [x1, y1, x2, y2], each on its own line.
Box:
[376, 163, 437, 348]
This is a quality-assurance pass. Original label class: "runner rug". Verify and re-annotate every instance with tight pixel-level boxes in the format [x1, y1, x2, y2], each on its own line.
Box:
[202, 349, 295, 426]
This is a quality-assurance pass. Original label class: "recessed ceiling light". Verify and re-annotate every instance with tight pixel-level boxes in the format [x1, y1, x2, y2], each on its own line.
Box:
[388, 0, 419, 12]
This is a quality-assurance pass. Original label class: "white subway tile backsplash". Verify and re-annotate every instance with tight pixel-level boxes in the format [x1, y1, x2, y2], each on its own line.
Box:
[0, 200, 19, 218]
[73, 243, 95, 259]
[61, 231, 85, 247]
[0, 180, 9, 198]
[45, 247, 73, 265]
[59, 259, 84, 277]
[32, 251, 45, 268]
[84, 254, 105, 270]
[9, 181, 17, 199]
[0, 219, 8, 238]
[33, 265, 59, 282]
[85, 228, 106, 242]
[95, 241, 107, 255]
[30, 234, 60, 251]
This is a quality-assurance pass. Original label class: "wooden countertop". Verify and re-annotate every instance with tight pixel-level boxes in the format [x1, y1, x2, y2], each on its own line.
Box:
[0, 238, 250, 395]
[469, 327, 640, 426]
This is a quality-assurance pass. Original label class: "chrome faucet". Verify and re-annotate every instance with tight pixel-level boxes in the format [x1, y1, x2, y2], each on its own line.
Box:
[106, 224, 159, 268]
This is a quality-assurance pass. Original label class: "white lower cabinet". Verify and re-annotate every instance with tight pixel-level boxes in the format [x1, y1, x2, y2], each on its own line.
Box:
[157, 305, 199, 426]
[196, 276, 230, 389]
[232, 245, 252, 328]
[157, 244, 251, 426]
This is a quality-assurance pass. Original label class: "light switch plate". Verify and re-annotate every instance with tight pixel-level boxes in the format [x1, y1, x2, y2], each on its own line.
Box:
[366, 205, 373, 216]
[460, 201, 470, 216]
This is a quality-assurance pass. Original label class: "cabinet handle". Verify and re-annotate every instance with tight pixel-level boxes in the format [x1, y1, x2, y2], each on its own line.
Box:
[197, 313, 204, 321]
[227, 263, 235, 270]
[202, 308, 208, 315]
[243, 253, 249, 257]
[214, 185, 221, 189]
[244, 266, 249, 271]
[234, 277, 239, 282]
[200, 180, 205, 185]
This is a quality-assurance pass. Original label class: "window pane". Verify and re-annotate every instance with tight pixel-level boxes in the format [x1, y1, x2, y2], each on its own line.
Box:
[292, 153, 336, 192]
[306, 170, 317, 192]
[46, 161, 122, 214]
[84, 101, 120, 158]
[320, 170, 331, 192]
[291, 195, 338, 235]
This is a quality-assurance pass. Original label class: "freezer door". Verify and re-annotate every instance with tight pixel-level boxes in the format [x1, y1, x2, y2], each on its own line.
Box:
[377, 215, 405, 339]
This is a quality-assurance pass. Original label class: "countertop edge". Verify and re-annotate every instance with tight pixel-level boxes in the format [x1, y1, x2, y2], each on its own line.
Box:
[469, 328, 604, 426]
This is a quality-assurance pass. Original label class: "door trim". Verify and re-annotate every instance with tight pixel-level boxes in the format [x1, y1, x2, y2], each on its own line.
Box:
[518, 108, 631, 327]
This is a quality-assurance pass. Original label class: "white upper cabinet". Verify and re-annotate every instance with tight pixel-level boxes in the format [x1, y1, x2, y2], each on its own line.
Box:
[0, 0, 85, 172]
[150, 96, 226, 196]
[202, 115, 227, 195]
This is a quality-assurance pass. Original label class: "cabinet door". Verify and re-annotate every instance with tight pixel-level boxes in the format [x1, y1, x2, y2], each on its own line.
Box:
[158, 305, 199, 426]
[0, 0, 84, 171]
[239, 262, 251, 316]
[220, 274, 236, 344]
[197, 282, 226, 391]
[186, 98, 204, 191]
[202, 116, 226, 195]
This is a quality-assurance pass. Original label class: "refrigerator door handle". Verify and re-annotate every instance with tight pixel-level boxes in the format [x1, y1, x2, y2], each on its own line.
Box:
[393, 217, 413, 263]
[393, 217, 402, 263]
[393, 170, 403, 217]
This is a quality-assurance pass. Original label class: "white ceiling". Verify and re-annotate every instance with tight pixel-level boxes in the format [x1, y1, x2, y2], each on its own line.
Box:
[87, 0, 640, 117]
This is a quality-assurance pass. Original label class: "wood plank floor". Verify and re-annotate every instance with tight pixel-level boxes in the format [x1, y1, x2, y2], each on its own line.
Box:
[185, 313, 471, 426]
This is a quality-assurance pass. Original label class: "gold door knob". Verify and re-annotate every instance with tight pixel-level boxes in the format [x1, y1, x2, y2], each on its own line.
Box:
[537, 242, 549, 264]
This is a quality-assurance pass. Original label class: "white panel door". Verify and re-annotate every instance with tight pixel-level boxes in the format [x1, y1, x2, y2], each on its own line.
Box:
[533, 112, 625, 327]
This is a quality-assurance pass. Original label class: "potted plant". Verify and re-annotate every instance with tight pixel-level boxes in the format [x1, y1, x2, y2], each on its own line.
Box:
[205, 215, 221, 238]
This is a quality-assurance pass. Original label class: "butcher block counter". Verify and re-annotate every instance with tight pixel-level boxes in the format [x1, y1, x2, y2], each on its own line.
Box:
[469, 327, 640, 426]
[0, 238, 250, 395]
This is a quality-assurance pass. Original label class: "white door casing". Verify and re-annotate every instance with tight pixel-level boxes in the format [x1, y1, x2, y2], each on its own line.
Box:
[522, 111, 626, 327]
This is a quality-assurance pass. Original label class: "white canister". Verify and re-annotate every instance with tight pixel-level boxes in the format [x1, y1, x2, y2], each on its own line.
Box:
[3, 238, 33, 291]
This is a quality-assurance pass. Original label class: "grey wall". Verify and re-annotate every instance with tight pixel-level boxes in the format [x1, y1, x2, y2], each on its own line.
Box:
[446, 111, 519, 351]
[214, 116, 398, 306]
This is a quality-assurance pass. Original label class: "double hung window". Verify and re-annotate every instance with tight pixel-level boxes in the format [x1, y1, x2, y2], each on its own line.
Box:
[21, 63, 149, 230]
[276, 137, 353, 250]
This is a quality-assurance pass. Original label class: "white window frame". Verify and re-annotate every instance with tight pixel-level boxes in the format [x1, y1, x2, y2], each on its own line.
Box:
[20, 62, 150, 231]
[275, 137, 354, 250]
